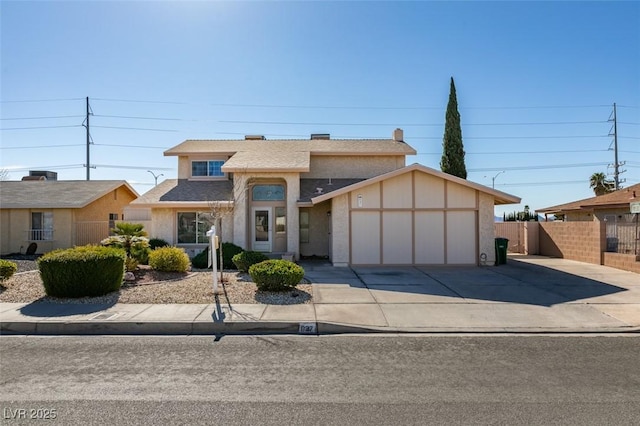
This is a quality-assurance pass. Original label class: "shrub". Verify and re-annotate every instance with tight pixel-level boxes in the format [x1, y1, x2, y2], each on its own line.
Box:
[149, 238, 170, 250]
[37, 246, 125, 298]
[232, 251, 269, 272]
[149, 246, 190, 272]
[221, 242, 243, 270]
[125, 256, 139, 272]
[249, 260, 305, 292]
[0, 259, 18, 281]
[101, 235, 150, 264]
[191, 247, 209, 269]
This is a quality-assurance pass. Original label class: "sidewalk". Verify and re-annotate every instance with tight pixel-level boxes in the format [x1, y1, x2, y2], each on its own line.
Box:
[2, 256, 640, 335]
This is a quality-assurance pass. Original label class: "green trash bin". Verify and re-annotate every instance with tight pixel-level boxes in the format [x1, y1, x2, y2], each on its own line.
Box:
[495, 237, 509, 265]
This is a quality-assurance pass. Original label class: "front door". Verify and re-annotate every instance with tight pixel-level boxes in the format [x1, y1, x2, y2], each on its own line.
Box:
[252, 207, 272, 252]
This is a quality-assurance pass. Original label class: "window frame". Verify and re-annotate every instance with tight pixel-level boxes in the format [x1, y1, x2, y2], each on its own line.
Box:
[30, 211, 53, 241]
[177, 211, 214, 244]
[191, 159, 226, 179]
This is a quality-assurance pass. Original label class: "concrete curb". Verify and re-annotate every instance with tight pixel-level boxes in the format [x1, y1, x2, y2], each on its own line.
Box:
[3, 320, 639, 336]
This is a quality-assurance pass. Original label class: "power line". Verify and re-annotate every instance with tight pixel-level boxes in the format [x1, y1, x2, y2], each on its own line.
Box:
[468, 162, 609, 172]
[0, 115, 84, 121]
[92, 164, 174, 171]
[93, 114, 185, 121]
[94, 143, 171, 149]
[0, 125, 82, 131]
[0, 98, 84, 103]
[92, 125, 177, 132]
[416, 149, 609, 156]
[0, 144, 84, 150]
[219, 120, 608, 127]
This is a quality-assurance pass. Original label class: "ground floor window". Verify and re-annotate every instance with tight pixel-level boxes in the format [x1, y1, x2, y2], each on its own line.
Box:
[31, 212, 53, 240]
[299, 211, 310, 243]
[177, 212, 214, 244]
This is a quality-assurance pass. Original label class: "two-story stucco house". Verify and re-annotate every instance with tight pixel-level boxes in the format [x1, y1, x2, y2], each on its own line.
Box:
[128, 129, 520, 266]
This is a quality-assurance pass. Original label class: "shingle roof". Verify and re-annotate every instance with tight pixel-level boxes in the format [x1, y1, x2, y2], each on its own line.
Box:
[299, 178, 366, 202]
[222, 151, 310, 172]
[538, 183, 640, 213]
[131, 179, 234, 206]
[0, 180, 138, 209]
[164, 139, 416, 157]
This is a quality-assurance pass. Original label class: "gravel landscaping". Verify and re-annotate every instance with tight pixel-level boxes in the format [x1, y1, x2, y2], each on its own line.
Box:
[0, 256, 312, 305]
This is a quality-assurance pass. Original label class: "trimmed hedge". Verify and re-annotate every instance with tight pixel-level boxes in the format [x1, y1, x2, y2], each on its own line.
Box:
[192, 242, 244, 270]
[37, 246, 125, 298]
[191, 247, 209, 269]
[0, 259, 18, 281]
[249, 260, 305, 292]
[232, 251, 269, 273]
[149, 238, 170, 250]
[149, 246, 190, 272]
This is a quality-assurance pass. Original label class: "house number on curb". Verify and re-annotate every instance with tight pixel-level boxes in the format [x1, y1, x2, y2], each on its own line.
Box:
[298, 322, 317, 334]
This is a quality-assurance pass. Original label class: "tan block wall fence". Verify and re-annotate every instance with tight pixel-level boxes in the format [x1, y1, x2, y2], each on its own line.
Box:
[496, 221, 640, 274]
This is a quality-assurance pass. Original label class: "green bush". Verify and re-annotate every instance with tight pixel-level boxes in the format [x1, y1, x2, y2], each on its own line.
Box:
[221, 242, 243, 270]
[37, 246, 125, 298]
[149, 238, 170, 250]
[191, 247, 209, 269]
[249, 260, 305, 292]
[232, 251, 269, 273]
[101, 235, 150, 264]
[149, 246, 190, 272]
[0, 259, 18, 281]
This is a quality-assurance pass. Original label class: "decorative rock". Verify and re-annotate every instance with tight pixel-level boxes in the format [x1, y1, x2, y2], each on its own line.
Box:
[124, 272, 136, 281]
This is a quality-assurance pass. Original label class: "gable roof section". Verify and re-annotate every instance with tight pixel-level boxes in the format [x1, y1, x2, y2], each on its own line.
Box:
[222, 151, 310, 172]
[164, 139, 417, 157]
[309, 163, 521, 205]
[299, 178, 366, 203]
[0, 180, 138, 209]
[130, 179, 233, 208]
[538, 183, 640, 214]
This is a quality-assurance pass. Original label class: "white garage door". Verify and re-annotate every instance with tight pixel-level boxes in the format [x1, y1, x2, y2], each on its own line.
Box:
[351, 209, 477, 265]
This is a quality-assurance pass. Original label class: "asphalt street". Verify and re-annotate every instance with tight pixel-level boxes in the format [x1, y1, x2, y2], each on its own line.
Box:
[1, 335, 639, 425]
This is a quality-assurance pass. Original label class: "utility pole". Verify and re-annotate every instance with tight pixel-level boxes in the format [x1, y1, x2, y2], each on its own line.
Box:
[84, 96, 92, 180]
[609, 102, 625, 190]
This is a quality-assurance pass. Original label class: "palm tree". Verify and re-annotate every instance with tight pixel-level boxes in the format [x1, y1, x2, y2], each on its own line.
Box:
[589, 172, 615, 196]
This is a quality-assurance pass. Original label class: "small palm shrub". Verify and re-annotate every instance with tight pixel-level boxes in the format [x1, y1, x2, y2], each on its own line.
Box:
[0, 259, 18, 281]
[37, 246, 125, 298]
[149, 246, 190, 272]
[249, 260, 305, 292]
[232, 251, 269, 273]
[149, 238, 170, 250]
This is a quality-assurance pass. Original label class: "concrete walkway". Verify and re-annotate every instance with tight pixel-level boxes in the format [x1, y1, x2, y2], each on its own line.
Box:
[2, 255, 640, 335]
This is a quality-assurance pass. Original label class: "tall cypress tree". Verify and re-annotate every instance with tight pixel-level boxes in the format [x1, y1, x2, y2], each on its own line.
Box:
[440, 77, 467, 179]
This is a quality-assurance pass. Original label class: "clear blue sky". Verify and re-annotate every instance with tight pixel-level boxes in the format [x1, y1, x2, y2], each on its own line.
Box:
[2, 1, 639, 217]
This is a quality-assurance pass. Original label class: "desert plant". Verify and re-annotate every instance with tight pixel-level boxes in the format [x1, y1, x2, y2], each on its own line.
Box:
[101, 235, 150, 264]
[111, 222, 147, 237]
[148, 246, 190, 272]
[232, 250, 269, 272]
[0, 259, 18, 281]
[37, 246, 125, 298]
[249, 259, 305, 292]
[149, 238, 170, 250]
[124, 256, 139, 272]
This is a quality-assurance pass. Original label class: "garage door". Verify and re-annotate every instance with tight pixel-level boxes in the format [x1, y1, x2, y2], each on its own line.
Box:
[351, 210, 476, 265]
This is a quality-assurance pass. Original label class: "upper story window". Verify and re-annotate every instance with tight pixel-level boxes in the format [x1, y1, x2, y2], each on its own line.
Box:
[192, 160, 225, 178]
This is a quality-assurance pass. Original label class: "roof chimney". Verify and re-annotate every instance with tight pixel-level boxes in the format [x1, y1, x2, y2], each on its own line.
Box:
[310, 133, 330, 140]
[393, 128, 404, 142]
[245, 135, 265, 140]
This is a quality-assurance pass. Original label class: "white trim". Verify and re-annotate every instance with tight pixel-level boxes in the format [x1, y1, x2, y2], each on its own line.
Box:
[251, 207, 272, 252]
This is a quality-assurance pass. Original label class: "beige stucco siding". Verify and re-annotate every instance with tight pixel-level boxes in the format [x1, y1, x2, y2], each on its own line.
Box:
[382, 173, 413, 209]
[446, 211, 476, 264]
[303, 156, 405, 179]
[331, 194, 350, 266]
[478, 192, 496, 264]
[415, 173, 445, 208]
[75, 187, 136, 222]
[350, 183, 381, 208]
[447, 182, 477, 209]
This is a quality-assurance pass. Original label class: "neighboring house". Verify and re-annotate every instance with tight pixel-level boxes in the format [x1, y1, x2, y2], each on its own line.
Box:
[538, 183, 640, 223]
[127, 129, 520, 266]
[0, 178, 139, 255]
